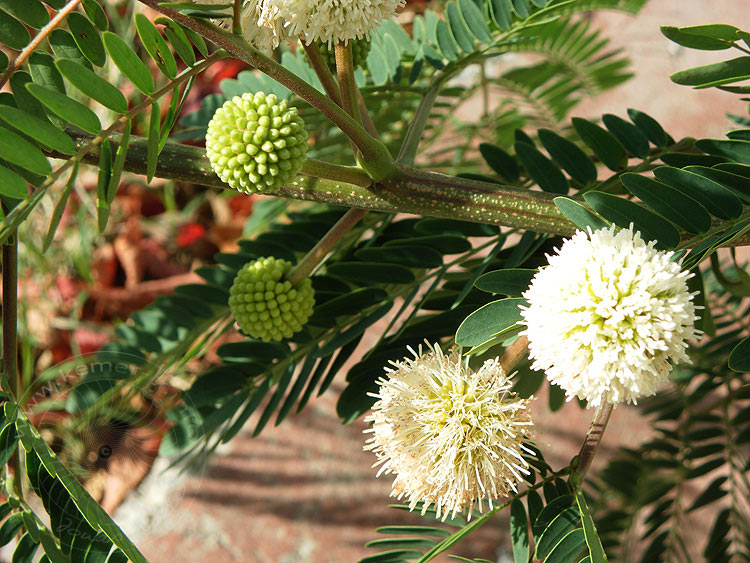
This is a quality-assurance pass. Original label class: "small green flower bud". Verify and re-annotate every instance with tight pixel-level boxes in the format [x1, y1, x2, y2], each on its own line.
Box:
[228, 257, 315, 342]
[206, 92, 308, 195]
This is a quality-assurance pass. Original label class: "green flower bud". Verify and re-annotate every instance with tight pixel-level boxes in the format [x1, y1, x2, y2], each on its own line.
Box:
[316, 39, 372, 71]
[228, 256, 315, 342]
[206, 92, 308, 195]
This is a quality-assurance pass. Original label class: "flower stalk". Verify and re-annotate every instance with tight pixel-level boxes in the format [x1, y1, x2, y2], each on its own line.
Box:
[570, 402, 613, 482]
[232, 0, 243, 35]
[287, 208, 367, 286]
[569, 403, 612, 562]
[300, 159, 373, 187]
[335, 42, 362, 126]
[499, 335, 529, 374]
[301, 41, 342, 107]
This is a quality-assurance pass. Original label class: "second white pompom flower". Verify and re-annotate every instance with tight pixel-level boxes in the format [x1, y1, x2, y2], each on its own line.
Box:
[364, 343, 534, 521]
[520, 225, 699, 407]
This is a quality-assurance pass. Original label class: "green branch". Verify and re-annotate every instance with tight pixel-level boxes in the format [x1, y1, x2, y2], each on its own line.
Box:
[397, 84, 440, 166]
[62, 131, 577, 235]
[62, 132, 750, 246]
[301, 41, 342, 107]
[396, 57, 470, 166]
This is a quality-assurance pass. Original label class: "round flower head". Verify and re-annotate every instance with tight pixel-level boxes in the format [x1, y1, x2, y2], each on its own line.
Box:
[520, 225, 699, 407]
[364, 343, 534, 521]
[206, 92, 308, 195]
[266, 0, 405, 46]
[229, 256, 315, 342]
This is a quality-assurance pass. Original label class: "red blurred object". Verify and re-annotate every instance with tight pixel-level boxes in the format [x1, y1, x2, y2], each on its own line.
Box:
[228, 194, 255, 217]
[74, 327, 110, 356]
[208, 59, 250, 86]
[55, 275, 79, 303]
[177, 222, 207, 248]
[117, 184, 165, 217]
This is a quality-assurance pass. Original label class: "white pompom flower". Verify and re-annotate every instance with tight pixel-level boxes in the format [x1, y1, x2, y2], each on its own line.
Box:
[520, 225, 699, 408]
[266, 0, 406, 46]
[364, 343, 534, 521]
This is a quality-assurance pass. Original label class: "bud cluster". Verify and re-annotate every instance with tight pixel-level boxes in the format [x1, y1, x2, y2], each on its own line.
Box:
[229, 256, 315, 342]
[206, 92, 308, 195]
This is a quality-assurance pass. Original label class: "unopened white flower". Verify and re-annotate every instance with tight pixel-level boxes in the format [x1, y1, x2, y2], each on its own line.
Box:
[364, 343, 534, 521]
[268, 0, 405, 46]
[520, 225, 699, 407]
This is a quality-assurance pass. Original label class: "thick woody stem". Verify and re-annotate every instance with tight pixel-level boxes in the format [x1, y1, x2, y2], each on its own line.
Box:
[500, 335, 529, 374]
[2, 234, 18, 397]
[64, 132, 750, 246]
[52, 131, 583, 237]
